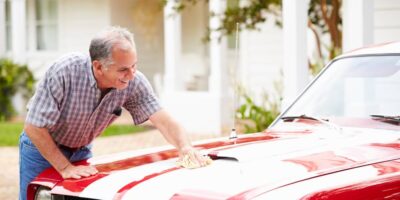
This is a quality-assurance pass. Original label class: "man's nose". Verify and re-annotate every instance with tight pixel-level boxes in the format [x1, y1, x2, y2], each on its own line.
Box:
[127, 67, 135, 80]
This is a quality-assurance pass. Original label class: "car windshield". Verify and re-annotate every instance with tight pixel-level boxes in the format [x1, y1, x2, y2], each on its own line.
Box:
[274, 55, 400, 129]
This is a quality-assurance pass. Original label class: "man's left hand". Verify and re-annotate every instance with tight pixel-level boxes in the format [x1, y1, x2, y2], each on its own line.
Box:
[177, 147, 212, 169]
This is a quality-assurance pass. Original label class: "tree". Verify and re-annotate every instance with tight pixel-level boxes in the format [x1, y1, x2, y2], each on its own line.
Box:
[308, 0, 342, 73]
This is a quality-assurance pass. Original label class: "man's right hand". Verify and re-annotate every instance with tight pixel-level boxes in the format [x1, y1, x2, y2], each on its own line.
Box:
[60, 164, 98, 179]
[24, 124, 99, 180]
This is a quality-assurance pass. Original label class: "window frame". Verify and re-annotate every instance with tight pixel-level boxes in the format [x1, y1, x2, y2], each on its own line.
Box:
[27, 0, 59, 52]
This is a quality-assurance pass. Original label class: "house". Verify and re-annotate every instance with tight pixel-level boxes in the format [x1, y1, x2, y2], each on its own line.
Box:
[1, 0, 400, 134]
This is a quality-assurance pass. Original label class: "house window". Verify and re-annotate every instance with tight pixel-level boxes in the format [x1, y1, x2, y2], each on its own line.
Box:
[35, 0, 58, 50]
[5, 0, 12, 51]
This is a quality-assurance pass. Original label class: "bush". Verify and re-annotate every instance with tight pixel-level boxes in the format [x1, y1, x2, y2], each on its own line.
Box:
[236, 83, 282, 133]
[0, 59, 35, 121]
[237, 93, 280, 133]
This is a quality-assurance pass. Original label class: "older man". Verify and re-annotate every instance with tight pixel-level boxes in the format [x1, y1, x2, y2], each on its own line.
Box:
[19, 26, 208, 200]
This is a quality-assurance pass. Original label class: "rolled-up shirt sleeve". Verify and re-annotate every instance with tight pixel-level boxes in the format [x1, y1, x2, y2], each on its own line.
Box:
[26, 72, 64, 129]
[124, 72, 161, 125]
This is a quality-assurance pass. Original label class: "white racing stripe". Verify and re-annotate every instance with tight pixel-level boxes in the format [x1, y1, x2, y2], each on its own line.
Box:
[121, 159, 309, 199]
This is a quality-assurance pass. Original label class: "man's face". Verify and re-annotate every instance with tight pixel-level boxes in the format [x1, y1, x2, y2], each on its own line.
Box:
[98, 47, 137, 90]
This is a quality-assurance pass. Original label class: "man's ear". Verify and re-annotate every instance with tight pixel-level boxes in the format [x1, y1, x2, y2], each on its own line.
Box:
[92, 60, 103, 74]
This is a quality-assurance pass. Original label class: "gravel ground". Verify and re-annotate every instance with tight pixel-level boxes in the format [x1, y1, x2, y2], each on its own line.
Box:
[0, 147, 19, 199]
[0, 129, 219, 199]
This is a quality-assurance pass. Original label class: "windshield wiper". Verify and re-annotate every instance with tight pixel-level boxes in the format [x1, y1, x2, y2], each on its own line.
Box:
[370, 115, 400, 125]
[281, 114, 342, 131]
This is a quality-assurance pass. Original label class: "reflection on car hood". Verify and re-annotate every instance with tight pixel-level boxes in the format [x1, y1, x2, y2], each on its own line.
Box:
[32, 127, 400, 200]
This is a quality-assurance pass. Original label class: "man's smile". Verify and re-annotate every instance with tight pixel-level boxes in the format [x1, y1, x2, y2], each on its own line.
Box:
[119, 79, 129, 84]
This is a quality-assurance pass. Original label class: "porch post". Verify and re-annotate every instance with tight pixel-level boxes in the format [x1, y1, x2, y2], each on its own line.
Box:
[209, 0, 227, 133]
[0, 0, 5, 56]
[282, 0, 309, 109]
[209, 0, 225, 95]
[163, 0, 181, 92]
[11, 0, 27, 63]
[343, 0, 374, 52]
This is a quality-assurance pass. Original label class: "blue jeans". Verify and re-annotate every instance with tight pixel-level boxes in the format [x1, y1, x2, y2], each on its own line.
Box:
[19, 132, 93, 200]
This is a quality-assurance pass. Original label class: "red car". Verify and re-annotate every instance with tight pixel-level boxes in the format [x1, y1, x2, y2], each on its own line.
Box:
[29, 42, 400, 200]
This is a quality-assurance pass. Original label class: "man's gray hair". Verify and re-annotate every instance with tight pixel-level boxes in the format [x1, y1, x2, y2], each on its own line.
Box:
[89, 26, 135, 66]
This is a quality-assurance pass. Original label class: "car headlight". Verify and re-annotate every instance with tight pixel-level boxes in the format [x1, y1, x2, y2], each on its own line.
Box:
[34, 186, 52, 200]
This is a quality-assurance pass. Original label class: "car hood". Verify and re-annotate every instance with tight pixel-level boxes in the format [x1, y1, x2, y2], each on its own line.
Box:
[31, 126, 400, 200]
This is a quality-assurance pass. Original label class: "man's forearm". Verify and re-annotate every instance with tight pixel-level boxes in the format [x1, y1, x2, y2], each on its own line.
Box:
[24, 123, 71, 172]
[149, 109, 211, 168]
[149, 110, 192, 151]
[162, 120, 192, 151]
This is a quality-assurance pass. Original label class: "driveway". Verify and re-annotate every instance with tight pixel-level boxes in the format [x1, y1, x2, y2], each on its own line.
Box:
[0, 129, 219, 199]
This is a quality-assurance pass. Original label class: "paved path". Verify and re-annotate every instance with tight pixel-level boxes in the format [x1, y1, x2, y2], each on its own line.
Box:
[0, 147, 19, 199]
[0, 129, 220, 199]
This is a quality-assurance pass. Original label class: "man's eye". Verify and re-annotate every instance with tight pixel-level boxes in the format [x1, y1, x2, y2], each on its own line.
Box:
[118, 65, 136, 72]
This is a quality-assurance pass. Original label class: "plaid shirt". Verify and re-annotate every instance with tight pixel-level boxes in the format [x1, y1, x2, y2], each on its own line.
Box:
[26, 53, 161, 147]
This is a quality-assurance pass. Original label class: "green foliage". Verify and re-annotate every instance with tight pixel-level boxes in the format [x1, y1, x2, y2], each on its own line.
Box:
[309, 58, 325, 76]
[236, 87, 281, 133]
[0, 122, 150, 146]
[162, 0, 201, 12]
[216, 0, 281, 36]
[0, 59, 35, 121]
[101, 124, 149, 137]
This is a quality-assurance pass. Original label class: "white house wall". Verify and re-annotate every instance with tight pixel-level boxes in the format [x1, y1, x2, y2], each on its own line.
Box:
[181, 1, 210, 91]
[26, 0, 111, 81]
[374, 0, 400, 43]
[110, 0, 164, 90]
[36, 0, 111, 53]
[239, 14, 283, 104]
[161, 0, 223, 135]
[58, 0, 110, 52]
